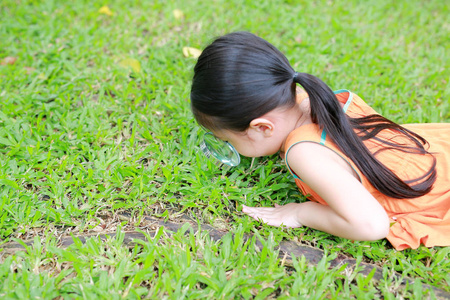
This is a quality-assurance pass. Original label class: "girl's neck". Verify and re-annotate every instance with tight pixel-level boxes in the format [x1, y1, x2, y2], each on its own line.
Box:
[294, 96, 312, 128]
[277, 96, 312, 154]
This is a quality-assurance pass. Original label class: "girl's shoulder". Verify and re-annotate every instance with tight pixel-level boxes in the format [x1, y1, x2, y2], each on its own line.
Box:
[286, 140, 360, 183]
[283, 118, 362, 186]
[283, 89, 372, 184]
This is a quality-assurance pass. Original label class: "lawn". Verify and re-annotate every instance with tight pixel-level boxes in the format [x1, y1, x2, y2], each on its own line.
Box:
[0, 0, 449, 298]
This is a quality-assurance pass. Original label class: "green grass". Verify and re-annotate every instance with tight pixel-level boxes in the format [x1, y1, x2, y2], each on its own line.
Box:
[0, 0, 449, 298]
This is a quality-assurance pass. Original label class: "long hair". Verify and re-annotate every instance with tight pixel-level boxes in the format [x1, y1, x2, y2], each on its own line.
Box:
[190, 31, 436, 199]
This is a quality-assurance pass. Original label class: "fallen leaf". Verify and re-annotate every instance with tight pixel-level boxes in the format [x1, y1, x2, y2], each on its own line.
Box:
[173, 9, 184, 19]
[99, 5, 113, 16]
[92, 223, 106, 232]
[182, 47, 202, 58]
[1, 56, 17, 65]
[119, 58, 141, 73]
[24, 67, 36, 74]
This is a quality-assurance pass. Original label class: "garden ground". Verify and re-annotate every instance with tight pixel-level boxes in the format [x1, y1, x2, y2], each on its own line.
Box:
[0, 0, 449, 298]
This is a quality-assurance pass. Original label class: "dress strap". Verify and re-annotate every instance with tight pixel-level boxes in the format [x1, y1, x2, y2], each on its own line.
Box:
[319, 89, 354, 146]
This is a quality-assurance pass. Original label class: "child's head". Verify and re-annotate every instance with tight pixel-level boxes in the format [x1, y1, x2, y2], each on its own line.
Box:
[190, 31, 297, 133]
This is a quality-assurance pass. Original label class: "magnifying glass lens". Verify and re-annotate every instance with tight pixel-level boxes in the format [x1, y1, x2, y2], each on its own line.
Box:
[200, 132, 240, 166]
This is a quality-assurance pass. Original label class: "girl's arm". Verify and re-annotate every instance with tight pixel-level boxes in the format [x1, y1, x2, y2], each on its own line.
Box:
[243, 142, 390, 241]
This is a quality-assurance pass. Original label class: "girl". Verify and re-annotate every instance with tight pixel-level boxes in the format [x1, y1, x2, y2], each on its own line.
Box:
[190, 31, 450, 250]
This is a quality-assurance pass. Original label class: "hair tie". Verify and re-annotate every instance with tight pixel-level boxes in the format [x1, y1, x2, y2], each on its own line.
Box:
[293, 72, 299, 81]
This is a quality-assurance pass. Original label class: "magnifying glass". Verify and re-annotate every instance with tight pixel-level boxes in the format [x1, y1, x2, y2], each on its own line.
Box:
[200, 132, 241, 167]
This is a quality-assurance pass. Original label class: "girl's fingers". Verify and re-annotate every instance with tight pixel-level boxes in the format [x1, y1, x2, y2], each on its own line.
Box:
[243, 208, 276, 215]
[242, 203, 300, 228]
[242, 204, 287, 226]
[243, 208, 278, 219]
[242, 204, 281, 213]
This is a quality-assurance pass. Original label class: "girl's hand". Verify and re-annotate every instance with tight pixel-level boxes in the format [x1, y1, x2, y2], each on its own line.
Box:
[242, 203, 303, 228]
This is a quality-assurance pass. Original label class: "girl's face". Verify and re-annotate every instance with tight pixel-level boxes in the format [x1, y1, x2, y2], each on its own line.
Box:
[213, 119, 290, 158]
[211, 97, 310, 159]
[213, 130, 281, 158]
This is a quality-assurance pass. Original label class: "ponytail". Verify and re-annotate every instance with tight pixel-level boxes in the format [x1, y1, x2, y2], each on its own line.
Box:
[293, 72, 436, 199]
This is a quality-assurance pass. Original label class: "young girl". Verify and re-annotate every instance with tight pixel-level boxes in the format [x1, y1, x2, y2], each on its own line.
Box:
[190, 31, 450, 250]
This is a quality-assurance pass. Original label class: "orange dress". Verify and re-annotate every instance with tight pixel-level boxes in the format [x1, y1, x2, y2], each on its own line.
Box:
[283, 90, 450, 250]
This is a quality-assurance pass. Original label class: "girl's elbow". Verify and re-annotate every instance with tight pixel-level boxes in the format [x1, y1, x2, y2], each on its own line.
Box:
[361, 218, 390, 241]
[367, 225, 389, 241]
[353, 215, 390, 241]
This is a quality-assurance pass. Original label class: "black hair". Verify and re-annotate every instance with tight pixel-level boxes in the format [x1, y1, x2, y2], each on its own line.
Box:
[190, 31, 436, 199]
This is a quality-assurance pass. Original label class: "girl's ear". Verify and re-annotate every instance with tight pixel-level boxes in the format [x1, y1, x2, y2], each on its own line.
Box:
[249, 118, 274, 137]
